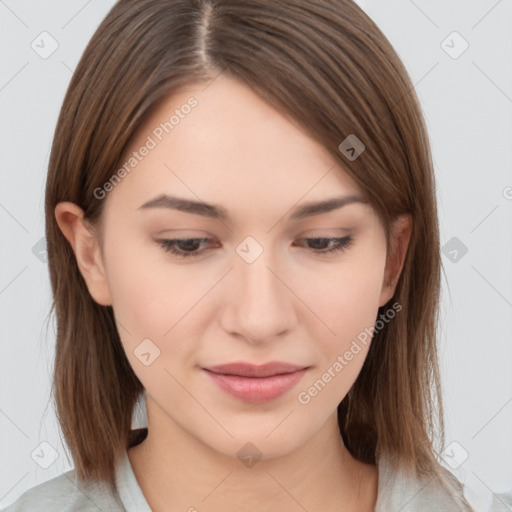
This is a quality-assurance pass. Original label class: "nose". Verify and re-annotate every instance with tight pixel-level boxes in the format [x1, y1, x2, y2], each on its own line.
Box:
[220, 248, 297, 345]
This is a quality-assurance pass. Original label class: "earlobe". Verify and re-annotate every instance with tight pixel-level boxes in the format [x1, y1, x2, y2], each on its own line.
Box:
[378, 214, 412, 308]
[54, 202, 113, 306]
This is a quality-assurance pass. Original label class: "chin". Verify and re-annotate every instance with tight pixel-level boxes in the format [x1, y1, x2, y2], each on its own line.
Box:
[194, 421, 312, 463]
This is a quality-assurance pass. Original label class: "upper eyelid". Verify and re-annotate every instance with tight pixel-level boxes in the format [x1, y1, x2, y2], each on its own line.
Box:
[156, 234, 351, 242]
[153, 226, 353, 238]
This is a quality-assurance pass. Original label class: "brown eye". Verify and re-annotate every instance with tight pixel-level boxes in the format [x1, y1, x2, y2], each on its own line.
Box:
[294, 236, 354, 254]
[156, 238, 212, 258]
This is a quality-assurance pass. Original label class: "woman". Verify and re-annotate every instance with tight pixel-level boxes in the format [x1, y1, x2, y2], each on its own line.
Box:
[3, 0, 476, 510]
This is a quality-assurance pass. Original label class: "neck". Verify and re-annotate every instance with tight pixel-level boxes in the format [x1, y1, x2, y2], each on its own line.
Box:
[128, 398, 378, 512]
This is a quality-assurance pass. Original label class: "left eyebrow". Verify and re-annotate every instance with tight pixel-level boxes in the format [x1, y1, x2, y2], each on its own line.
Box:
[137, 193, 367, 221]
[289, 195, 367, 220]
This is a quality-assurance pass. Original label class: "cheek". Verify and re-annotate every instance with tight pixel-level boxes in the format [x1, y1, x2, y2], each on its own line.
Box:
[102, 233, 215, 379]
[303, 253, 386, 354]
[103, 226, 196, 333]
[105, 257, 194, 391]
[295, 258, 386, 409]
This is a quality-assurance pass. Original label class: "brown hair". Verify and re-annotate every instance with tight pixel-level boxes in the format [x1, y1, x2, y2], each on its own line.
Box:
[45, 0, 471, 507]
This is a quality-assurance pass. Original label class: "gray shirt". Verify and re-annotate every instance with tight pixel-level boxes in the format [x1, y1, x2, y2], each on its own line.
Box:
[1, 448, 481, 511]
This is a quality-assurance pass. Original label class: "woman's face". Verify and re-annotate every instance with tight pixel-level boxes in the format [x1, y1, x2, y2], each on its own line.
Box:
[60, 73, 409, 460]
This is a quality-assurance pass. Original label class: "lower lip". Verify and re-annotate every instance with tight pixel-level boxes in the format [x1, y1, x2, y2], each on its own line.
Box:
[203, 368, 308, 403]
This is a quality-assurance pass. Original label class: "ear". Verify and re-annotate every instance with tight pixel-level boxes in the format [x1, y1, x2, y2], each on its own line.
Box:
[54, 202, 112, 306]
[378, 214, 412, 308]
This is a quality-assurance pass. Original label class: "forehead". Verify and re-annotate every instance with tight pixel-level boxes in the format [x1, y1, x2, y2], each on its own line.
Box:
[104, 74, 364, 220]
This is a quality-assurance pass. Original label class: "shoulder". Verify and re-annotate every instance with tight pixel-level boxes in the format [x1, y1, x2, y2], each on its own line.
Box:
[376, 455, 475, 512]
[1, 468, 124, 512]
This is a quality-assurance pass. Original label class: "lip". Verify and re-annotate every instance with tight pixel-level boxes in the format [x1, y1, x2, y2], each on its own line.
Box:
[205, 361, 308, 377]
[202, 361, 310, 403]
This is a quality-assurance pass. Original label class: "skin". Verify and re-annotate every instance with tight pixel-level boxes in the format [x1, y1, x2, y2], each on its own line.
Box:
[55, 73, 411, 512]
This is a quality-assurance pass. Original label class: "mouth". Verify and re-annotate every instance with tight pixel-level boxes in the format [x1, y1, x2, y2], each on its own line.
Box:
[204, 361, 308, 377]
[201, 361, 310, 403]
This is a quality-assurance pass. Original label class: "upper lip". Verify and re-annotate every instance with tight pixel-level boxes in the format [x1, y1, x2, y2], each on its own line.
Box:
[203, 362, 309, 378]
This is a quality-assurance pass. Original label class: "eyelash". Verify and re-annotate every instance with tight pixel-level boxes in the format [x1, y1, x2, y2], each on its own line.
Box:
[156, 236, 354, 259]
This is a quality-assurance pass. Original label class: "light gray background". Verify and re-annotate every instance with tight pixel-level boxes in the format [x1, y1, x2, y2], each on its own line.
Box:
[1, 1, 511, 510]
